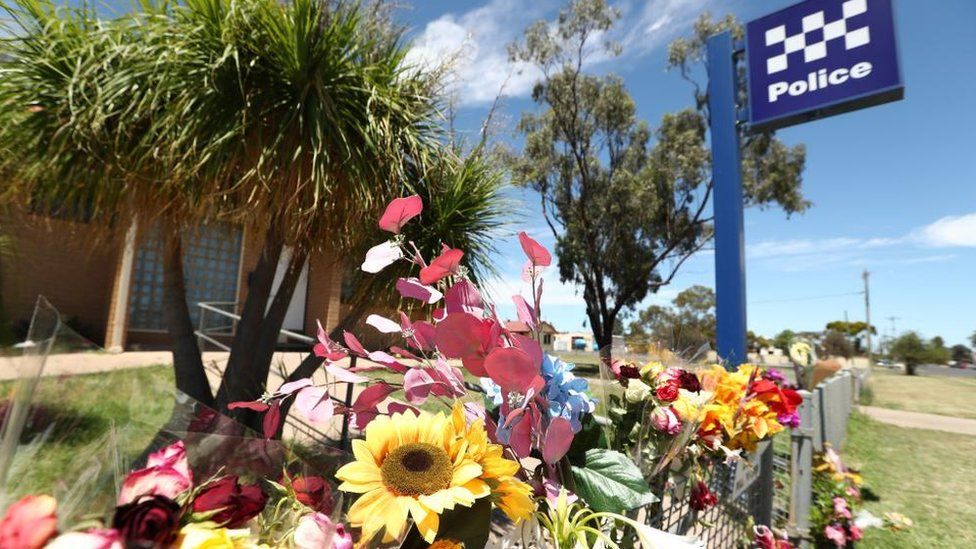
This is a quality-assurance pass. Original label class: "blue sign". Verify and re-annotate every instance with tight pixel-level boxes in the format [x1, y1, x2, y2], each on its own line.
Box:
[746, 0, 903, 130]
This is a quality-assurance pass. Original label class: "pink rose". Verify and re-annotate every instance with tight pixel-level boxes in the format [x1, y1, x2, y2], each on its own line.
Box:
[118, 441, 193, 504]
[650, 406, 682, 435]
[294, 512, 353, 549]
[47, 528, 124, 549]
[0, 494, 58, 549]
[824, 524, 847, 547]
[832, 496, 852, 519]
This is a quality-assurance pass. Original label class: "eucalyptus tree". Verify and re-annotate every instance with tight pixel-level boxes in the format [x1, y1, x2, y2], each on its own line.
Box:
[0, 0, 506, 431]
[509, 0, 808, 354]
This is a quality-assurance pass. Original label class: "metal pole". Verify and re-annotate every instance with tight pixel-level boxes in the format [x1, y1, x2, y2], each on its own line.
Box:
[862, 270, 872, 365]
[707, 31, 748, 368]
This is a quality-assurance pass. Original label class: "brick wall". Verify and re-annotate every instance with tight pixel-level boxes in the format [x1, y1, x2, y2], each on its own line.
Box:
[0, 208, 121, 345]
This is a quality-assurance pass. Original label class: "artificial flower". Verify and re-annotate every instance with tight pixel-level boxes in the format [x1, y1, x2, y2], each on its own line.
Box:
[292, 513, 352, 549]
[832, 496, 852, 520]
[335, 404, 532, 543]
[192, 476, 268, 528]
[426, 540, 463, 549]
[823, 524, 847, 547]
[112, 494, 181, 547]
[0, 494, 58, 549]
[175, 524, 258, 549]
[47, 528, 123, 549]
[625, 379, 653, 403]
[689, 481, 717, 512]
[118, 441, 193, 505]
[291, 476, 335, 514]
[541, 355, 596, 432]
[650, 406, 682, 435]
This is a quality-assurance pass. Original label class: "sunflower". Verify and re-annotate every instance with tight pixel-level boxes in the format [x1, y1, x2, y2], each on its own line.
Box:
[336, 404, 533, 544]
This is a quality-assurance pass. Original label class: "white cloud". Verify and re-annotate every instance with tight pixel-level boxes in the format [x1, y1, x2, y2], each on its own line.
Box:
[913, 212, 976, 247]
[406, 0, 709, 107]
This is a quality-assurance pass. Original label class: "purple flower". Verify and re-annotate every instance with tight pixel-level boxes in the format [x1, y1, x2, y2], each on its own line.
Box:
[778, 411, 801, 429]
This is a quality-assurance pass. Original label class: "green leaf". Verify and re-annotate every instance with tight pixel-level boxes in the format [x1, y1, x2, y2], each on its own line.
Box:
[571, 448, 658, 513]
[398, 496, 491, 549]
[567, 414, 609, 466]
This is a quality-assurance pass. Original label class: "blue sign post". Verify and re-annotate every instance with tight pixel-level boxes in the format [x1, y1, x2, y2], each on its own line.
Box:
[708, 0, 903, 367]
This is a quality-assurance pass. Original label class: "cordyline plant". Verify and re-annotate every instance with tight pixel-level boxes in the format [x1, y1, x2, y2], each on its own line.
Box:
[0, 0, 506, 432]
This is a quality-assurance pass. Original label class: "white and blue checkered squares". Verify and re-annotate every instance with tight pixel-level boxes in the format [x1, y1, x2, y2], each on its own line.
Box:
[763, 0, 871, 75]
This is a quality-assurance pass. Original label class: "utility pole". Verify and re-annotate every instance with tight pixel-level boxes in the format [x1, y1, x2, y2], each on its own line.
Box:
[862, 270, 872, 364]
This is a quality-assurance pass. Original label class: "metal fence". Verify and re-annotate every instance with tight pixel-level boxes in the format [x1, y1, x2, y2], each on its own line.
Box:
[645, 368, 869, 548]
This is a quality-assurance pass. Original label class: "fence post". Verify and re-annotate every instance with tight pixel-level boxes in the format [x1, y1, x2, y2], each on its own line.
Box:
[789, 389, 816, 546]
[755, 441, 775, 527]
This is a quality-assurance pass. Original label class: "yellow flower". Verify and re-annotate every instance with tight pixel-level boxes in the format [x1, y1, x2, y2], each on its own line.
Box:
[176, 524, 262, 549]
[427, 540, 464, 549]
[336, 404, 533, 544]
[696, 364, 784, 451]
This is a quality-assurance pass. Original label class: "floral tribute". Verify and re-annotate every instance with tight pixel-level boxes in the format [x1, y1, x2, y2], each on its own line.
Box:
[606, 356, 801, 518]
[0, 440, 352, 548]
[2, 195, 805, 548]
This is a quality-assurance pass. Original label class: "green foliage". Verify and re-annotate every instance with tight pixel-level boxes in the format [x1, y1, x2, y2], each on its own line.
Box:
[773, 329, 797, 355]
[822, 329, 855, 359]
[628, 285, 715, 354]
[508, 2, 807, 350]
[950, 344, 972, 364]
[570, 448, 658, 513]
[400, 497, 491, 549]
[889, 332, 928, 375]
[927, 336, 950, 365]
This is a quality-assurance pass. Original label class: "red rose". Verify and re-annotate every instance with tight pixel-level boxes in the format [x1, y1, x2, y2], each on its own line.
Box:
[689, 481, 718, 511]
[112, 495, 181, 547]
[678, 370, 701, 393]
[292, 476, 334, 515]
[655, 380, 680, 402]
[192, 476, 267, 528]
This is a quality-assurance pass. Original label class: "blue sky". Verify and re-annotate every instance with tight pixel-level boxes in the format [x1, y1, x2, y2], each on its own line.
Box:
[399, 0, 976, 347]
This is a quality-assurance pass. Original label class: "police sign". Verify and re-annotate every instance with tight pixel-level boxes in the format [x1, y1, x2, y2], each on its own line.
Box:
[746, 0, 903, 130]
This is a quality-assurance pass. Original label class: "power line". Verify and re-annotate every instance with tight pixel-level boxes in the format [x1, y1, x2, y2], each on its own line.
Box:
[749, 291, 864, 305]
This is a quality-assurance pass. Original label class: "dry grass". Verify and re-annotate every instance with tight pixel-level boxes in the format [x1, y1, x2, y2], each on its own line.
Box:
[866, 368, 976, 419]
[845, 412, 976, 548]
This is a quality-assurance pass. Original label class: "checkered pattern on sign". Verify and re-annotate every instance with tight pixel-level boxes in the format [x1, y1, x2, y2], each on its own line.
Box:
[764, 0, 871, 75]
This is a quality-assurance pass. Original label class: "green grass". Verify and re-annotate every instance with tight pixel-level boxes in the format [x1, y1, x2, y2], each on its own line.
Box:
[866, 368, 976, 419]
[844, 412, 976, 548]
[1, 366, 174, 500]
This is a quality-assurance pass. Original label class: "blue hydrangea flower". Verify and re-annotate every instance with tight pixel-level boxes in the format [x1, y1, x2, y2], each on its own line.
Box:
[541, 354, 596, 432]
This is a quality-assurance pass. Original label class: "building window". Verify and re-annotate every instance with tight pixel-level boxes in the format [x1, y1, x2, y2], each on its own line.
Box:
[128, 223, 243, 330]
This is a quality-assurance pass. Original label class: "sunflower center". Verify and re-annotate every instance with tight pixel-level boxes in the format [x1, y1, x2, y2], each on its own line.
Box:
[381, 442, 453, 496]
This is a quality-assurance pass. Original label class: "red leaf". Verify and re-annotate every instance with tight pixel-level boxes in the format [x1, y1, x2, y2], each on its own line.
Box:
[228, 400, 269, 412]
[445, 279, 484, 315]
[353, 383, 396, 412]
[435, 313, 489, 376]
[518, 231, 552, 267]
[379, 195, 423, 234]
[484, 347, 543, 394]
[343, 331, 368, 357]
[263, 401, 281, 439]
[512, 295, 536, 329]
[419, 248, 464, 285]
[542, 417, 574, 464]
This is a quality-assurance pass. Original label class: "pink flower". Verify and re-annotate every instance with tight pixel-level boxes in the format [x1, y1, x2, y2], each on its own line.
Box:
[293, 512, 352, 549]
[47, 528, 123, 549]
[0, 494, 58, 549]
[824, 524, 847, 547]
[832, 496, 852, 519]
[651, 406, 683, 435]
[849, 524, 863, 541]
[118, 441, 193, 505]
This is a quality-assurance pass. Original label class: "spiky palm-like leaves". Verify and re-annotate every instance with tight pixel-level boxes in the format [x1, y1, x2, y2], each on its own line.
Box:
[0, 0, 508, 424]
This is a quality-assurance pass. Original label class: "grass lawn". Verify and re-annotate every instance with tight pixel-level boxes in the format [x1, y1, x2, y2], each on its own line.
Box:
[866, 368, 976, 419]
[844, 412, 976, 548]
[1, 365, 174, 502]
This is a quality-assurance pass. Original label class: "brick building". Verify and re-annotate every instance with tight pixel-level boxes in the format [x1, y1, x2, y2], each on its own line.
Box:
[0, 207, 345, 351]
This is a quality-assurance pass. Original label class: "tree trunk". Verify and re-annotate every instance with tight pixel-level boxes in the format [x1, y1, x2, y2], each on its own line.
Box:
[239, 250, 307, 432]
[161, 231, 214, 407]
[905, 362, 917, 376]
[215, 229, 284, 411]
